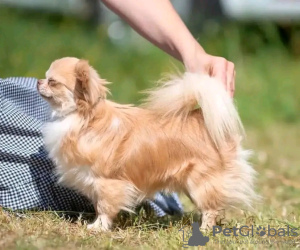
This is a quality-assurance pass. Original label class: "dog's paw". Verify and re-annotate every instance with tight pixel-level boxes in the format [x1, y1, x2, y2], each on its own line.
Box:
[87, 222, 109, 232]
[86, 215, 112, 232]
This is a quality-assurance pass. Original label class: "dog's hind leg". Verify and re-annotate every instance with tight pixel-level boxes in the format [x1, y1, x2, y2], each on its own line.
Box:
[183, 166, 226, 230]
[183, 151, 256, 230]
[87, 178, 140, 231]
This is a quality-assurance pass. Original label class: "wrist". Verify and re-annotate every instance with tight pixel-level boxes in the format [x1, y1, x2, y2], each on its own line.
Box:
[182, 41, 206, 73]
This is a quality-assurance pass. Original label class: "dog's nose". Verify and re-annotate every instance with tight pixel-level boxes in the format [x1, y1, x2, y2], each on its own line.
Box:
[37, 79, 42, 85]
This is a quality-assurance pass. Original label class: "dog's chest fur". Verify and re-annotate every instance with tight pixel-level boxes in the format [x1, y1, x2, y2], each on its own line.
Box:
[42, 114, 97, 199]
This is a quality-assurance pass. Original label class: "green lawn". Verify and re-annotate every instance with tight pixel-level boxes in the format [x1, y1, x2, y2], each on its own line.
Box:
[0, 7, 300, 250]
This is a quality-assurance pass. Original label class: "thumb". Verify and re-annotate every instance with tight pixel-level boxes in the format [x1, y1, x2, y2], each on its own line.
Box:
[212, 64, 229, 93]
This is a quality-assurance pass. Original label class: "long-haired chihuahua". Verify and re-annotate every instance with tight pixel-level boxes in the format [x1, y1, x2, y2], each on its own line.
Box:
[37, 57, 257, 231]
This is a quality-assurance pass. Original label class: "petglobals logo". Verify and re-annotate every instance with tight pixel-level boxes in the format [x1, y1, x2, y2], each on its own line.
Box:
[179, 224, 299, 248]
[213, 225, 299, 237]
[179, 222, 210, 248]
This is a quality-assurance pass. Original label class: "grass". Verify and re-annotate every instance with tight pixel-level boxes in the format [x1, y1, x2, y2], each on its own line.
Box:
[0, 7, 300, 250]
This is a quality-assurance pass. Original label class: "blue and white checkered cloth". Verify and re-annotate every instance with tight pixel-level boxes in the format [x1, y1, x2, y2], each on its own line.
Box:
[0, 77, 183, 217]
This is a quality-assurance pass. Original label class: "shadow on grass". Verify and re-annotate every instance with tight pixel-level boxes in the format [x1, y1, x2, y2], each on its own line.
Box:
[2, 204, 202, 231]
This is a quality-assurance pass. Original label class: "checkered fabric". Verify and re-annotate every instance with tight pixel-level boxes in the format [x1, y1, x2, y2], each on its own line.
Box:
[0, 77, 183, 217]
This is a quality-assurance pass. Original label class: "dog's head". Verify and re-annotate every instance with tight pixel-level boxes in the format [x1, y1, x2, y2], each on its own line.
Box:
[37, 57, 108, 117]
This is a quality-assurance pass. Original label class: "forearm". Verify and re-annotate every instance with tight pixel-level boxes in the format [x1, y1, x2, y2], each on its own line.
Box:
[102, 0, 205, 66]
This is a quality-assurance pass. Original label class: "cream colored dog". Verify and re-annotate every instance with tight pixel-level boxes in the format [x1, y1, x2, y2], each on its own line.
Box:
[37, 57, 257, 231]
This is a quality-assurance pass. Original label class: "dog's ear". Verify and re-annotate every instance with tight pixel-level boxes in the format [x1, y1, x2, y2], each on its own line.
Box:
[74, 59, 108, 114]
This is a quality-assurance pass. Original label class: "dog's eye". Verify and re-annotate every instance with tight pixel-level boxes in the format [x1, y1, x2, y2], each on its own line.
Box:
[48, 79, 57, 86]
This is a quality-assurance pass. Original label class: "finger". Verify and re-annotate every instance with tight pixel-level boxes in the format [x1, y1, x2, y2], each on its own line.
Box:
[227, 62, 235, 97]
[231, 70, 236, 97]
[212, 59, 227, 90]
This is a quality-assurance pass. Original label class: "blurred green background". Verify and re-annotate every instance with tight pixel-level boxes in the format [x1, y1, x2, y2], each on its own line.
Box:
[0, 6, 299, 128]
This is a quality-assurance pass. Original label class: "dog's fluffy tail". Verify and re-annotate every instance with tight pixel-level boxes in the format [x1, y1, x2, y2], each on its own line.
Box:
[142, 73, 244, 148]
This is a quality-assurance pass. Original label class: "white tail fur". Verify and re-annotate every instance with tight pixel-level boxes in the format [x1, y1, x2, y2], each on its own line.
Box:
[142, 73, 244, 148]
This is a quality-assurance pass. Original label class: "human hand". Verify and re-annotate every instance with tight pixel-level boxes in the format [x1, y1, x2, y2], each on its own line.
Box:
[184, 47, 236, 98]
[102, 0, 235, 97]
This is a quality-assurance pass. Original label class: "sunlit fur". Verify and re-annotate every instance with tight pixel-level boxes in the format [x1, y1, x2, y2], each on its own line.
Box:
[38, 57, 257, 231]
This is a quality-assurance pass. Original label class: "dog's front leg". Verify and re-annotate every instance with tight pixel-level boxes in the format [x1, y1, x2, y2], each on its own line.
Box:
[86, 178, 139, 232]
[86, 197, 114, 232]
[87, 209, 112, 232]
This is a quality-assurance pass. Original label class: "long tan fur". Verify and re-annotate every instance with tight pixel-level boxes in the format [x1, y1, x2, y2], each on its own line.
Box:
[142, 73, 245, 148]
[38, 57, 257, 231]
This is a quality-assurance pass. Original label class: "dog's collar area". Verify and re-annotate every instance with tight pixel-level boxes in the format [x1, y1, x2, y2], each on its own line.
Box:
[50, 109, 76, 122]
[50, 97, 103, 121]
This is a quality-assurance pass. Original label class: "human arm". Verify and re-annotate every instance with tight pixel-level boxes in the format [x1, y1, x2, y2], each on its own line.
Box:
[102, 0, 236, 97]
